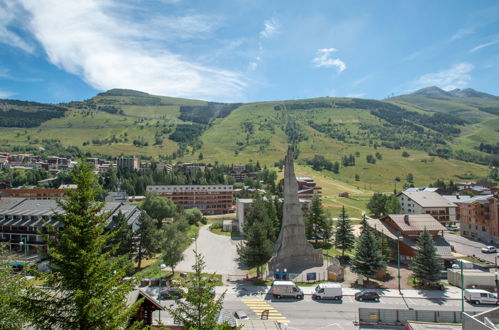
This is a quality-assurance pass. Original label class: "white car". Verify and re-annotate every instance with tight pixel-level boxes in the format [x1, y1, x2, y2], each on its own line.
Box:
[481, 246, 497, 253]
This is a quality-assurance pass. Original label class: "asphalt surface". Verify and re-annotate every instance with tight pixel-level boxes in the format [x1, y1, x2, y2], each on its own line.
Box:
[444, 232, 498, 263]
[175, 224, 247, 277]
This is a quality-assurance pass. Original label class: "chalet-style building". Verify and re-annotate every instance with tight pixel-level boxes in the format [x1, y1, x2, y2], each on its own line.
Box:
[127, 289, 163, 326]
[459, 195, 499, 244]
[279, 176, 322, 200]
[146, 185, 234, 215]
[398, 190, 457, 224]
[0, 197, 142, 255]
[368, 214, 453, 264]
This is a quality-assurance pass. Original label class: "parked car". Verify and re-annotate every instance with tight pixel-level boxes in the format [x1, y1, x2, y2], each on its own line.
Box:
[271, 280, 304, 299]
[448, 225, 458, 231]
[354, 290, 380, 302]
[481, 246, 497, 253]
[312, 283, 342, 300]
[464, 289, 498, 305]
[233, 311, 249, 320]
[159, 288, 182, 300]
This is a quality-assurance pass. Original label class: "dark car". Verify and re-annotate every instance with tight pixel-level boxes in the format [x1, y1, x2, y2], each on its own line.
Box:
[354, 290, 380, 302]
[159, 288, 182, 300]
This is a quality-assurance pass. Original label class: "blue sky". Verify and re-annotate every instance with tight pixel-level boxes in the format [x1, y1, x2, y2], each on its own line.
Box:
[0, 0, 498, 103]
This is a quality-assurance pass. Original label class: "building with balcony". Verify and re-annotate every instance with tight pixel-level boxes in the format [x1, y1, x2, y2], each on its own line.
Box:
[0, 188, 65, 200]
[459, 195, 499, 244]
[279, 176, 322, 200]
[398, 190, 457, 224]
[146, 185, 233, 215]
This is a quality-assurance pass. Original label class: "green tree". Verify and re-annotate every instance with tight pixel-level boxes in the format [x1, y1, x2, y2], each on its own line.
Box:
[167, 251, 229, 329]
[161, 222, 186, 275]
[334, 207, 355, 257]
[135, 212, 160, 269]
[305, 193, 331, 244]
[406, 173, 414, 183]
[20, 161, 139, 329]
[0, 245, 28, 329]
[384, 195, 401, 214]
[185, 208, 204, 226]
[106, 211, 134, 258]
[351, 225, 386, 282]
[141, 192, 176, 227]
[366, 192, 388, 218]
[411, 230, 442, 286]
[377, 231, 393, 263]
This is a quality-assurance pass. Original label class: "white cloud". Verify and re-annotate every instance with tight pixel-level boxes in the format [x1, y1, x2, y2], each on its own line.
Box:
[0, 89, 14, 98]
[346, 92, 365, 98]
[413, 62, 473, 91]
[0, 1, 34, 53]
[469, 34, 499, 53]
[451, 27, 473, 41]
[312, 48, 346, 72]
[260, 18, 278, 39]
[16, 0, 246, 101]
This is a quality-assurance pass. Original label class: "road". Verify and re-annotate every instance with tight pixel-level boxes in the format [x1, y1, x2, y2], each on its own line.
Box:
[144, 284, 490, 329]
[175, 224, 247, 277]
[445, 232, 498, 263]
[221, 290, 490, 330]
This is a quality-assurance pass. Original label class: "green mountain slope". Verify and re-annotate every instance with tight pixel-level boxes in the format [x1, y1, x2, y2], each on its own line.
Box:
[0, 88, 497, 195]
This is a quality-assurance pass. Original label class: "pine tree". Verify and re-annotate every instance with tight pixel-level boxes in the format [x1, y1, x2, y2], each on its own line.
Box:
[106, 211, 134, 258]
[20, 161, 139, 329]
[305, 193, 331, 244]
[334, 206, 355, 257]
[384, 194, 401, 214]
[238, 220, 273, 278]
[135, 212, 161, 269]
[0, 245, 28, 329]
[351, 225, 386, 282]
[167, 251, 230, 329]
[411, 229, 442, 286]
[378, 231, 393, 263]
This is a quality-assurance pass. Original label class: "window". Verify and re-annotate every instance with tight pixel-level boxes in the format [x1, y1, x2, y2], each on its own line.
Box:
[480, 293, 487, 297]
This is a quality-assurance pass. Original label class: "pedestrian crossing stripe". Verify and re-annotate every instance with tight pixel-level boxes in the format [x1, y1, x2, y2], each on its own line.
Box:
[241, 299, 290, 324]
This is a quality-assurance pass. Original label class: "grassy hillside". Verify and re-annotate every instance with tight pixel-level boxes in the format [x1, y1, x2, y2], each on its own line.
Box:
[0, 88, 496, 206]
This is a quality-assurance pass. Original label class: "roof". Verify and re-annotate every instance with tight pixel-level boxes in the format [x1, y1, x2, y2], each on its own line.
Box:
[442, 195, 472, 203]
[367, 218, 399, 240]
[461, 194, 495, 204]
[405, 321, 461, 330]
[126, 289, 163, 310]
[401, 191, 457, 208]
[403, 236, 454, 259]
[404, 187, 439, 193]
[384, 214, 448, 232]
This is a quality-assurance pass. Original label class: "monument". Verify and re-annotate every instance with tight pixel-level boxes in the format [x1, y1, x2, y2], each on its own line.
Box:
[268, 147, 323, 272]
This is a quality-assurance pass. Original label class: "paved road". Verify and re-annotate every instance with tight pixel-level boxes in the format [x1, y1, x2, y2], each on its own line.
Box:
[445, 232, 498, 263]
[222, 290, 490, 330]
[175, 224, 247, 277]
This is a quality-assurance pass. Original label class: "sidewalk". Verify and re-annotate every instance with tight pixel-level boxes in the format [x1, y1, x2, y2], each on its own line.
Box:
[217, 284, 464, 300]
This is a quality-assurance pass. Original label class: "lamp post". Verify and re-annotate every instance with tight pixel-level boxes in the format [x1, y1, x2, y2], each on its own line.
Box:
[20, 237, 27, 260]
[458, 259, 464, 313]
[158, 258, 163, 324]
[396, 232, 401, 292]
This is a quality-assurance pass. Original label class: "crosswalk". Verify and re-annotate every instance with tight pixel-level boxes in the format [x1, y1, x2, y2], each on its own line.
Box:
[241, 298, 290, 324]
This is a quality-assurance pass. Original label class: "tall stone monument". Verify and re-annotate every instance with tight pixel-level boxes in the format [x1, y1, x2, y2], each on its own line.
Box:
[268, 147, 323, 272]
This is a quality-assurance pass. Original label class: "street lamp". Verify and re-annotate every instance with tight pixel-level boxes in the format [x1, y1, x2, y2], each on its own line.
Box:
[158, 258, 163, 324]
[19, 237, 28, 260]
[396, 232, 402, 292]
[457, 259, 464, 313]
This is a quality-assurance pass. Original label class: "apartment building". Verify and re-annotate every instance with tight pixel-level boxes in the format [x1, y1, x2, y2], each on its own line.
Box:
[459, 195, 499, 244]
[279, 176, 322, 200]
[146, 185, 233, 215]
[398, 190, 457, 224]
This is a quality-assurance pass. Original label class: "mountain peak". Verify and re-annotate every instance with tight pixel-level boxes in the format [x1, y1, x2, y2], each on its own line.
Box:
[97, 89, 151, 97]
[413, 86, 451, 98]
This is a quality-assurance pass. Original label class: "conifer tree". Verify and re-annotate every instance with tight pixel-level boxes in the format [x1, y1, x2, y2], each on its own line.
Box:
[135, 212, 161, 269]
[334, 206, 355, 256]
[106, 211, 134, 258]
[351, 224, 386, 282]
[305, 193, 331, 244]
[0, 245, 28, 329]
[167, 251, 230, 329]
[411, 229, 442, 286]
[20, 161, 139, 329]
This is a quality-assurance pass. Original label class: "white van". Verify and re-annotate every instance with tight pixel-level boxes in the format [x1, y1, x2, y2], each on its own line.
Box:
[271, 280, 304, 299]
[464, 289, 498, 305]
[312, 283, 342, 300]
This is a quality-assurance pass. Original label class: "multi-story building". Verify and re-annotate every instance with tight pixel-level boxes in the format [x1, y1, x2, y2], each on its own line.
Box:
[117, 156, 141, 171]
[146, 185, 233, 215]
[230, 164, 257, 182]
[0, 197, 142, 255]
[0, 188, 65, 200]
[279, 176, 322, 200]
[459, 195, 499, 244]
[398, 190, 457, 224]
